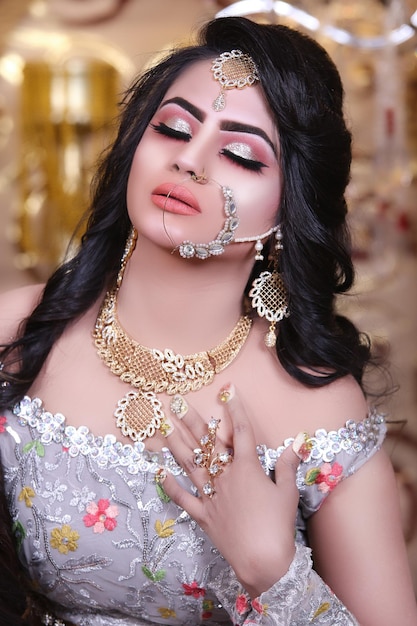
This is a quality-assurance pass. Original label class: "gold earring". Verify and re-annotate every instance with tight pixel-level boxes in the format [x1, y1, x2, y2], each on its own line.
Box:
[249, 226, 289, 347]
[116, 227, 138, 288]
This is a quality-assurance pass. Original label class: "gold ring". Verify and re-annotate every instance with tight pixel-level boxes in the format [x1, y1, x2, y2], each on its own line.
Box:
[195, 419, 233, 497]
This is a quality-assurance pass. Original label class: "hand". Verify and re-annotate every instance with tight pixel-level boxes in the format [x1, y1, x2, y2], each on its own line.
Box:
[162, 385, 301, 598]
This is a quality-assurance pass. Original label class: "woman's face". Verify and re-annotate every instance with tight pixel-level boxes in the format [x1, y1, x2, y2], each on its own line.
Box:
[126, 58, 282, 259]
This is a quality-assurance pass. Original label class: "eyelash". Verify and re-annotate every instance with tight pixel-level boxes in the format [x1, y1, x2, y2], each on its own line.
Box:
[151, 122, 267, 172]
[151, 122, 191, 141]
[220, 148, 266, 172]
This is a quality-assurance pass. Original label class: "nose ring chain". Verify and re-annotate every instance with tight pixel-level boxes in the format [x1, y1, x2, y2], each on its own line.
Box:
[191, 171, 208, 185]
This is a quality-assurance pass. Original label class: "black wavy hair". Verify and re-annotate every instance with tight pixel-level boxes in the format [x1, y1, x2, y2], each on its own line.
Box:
[0, 16, 371, 409]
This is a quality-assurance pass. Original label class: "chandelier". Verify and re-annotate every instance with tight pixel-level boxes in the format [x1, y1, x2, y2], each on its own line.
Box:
[215, 1, 417, 48]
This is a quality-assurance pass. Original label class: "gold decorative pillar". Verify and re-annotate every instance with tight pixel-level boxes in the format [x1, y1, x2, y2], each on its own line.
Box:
[19, 58, 119, 278]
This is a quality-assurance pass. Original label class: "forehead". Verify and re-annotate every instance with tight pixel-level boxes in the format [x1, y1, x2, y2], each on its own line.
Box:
[161, 59, 277, 135]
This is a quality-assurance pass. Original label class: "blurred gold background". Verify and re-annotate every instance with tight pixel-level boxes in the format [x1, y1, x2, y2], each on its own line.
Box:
[0, 0, 416, 589]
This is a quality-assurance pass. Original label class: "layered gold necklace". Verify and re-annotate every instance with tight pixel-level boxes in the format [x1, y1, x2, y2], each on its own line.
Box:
[93, 288, 252, 442]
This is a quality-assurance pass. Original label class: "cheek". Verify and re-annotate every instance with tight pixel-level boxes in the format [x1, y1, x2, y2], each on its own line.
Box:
[237, 176, 281, 233]
[126, 144, 151, 211]
[126, 163, 140, 217]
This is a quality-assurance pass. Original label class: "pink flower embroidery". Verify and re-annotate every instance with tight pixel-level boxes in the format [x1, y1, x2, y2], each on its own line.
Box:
[83, 498, 119, 533]
[235, 594, 250, 615]
[0, 416, 7, 433]
[252, 598, 267, 615]
[182, 581, 205, 599]
[315, 462, 343, 493]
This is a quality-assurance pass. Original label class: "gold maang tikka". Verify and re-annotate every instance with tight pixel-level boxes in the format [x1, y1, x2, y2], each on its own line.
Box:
[211, 49, 259, 112]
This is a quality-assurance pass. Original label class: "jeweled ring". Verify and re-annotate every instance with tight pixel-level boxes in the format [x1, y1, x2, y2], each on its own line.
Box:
[194, 447, 210, 468]
[194, 418, 233, 497]
[200, 417, 220, 452]
[193, 418, 220, 468]
[202, 449, 233, 498]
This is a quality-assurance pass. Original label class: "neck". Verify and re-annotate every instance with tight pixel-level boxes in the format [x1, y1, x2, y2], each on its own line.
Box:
[114, 236, 254, 353]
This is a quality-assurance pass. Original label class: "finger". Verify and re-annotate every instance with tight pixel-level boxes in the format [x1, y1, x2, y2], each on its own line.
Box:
[164, 411, 198, 452]
[274, 439, 305, 508]
[275, 443, 301, 484]
[218, 383, 255, 456]
[164, 430, 202, 478]
[160, 472, 203, 522]
[170, 397, 227, 447]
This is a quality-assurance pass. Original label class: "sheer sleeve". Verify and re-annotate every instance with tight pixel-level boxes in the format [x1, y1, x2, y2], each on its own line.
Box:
[207, 543, 359, 625]
[258, 409, 386, 522]
[206, 410, 387, 625]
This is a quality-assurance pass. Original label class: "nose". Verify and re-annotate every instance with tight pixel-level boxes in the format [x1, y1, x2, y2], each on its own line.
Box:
[172, 150, 206, 183]
[172, 163, 207, 183]
[171, 125, 216, 182]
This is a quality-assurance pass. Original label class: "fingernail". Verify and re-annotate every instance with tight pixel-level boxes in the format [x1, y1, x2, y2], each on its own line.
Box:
[219, 383, 235, 403]
[292, 432, 313, 462]
[159, 416, 174, 437]
[155, 467, 167, 484]
[169, 394, 188, 419]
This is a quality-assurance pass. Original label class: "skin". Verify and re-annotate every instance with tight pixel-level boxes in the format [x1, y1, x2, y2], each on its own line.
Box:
[126, 61, 282, 259]
[1, 60, 417, 624]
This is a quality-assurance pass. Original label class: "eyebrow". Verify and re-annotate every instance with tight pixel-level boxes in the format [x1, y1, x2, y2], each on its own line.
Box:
[220, 121, 277, 156]
[160, 96, 277, 156]
[161, 97, 205, 123]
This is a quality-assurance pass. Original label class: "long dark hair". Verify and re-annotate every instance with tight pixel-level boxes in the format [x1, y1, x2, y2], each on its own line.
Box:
[0, 16, 370, 408]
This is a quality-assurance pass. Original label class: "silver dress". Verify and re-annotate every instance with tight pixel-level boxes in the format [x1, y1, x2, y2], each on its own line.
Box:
[0, 396, 386, 625]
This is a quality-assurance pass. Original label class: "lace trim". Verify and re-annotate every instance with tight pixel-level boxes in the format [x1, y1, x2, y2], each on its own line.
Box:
[11, 396, 385, 478]
[257, 407, 385, 472]
[207, 543, 359, 625]
[12, 396, 179, 476]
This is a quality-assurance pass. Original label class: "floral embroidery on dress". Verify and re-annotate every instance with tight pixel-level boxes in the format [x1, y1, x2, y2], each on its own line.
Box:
[83, 498, 119, 533]
[12, 519, 26, 551]
[236, 593, 250, 615]
[3, 397, 385, 625]
[312, 601, 331, 619]
[252, 598, 267, 615]
[155, 481, 171, 502]
[202, 598, 214, 619]
[69, 485, 96, 512]
[158, 607, 177, 619]
[155, 518, 176, 538]
[18, 486, 35, 507]
[305, 462, 344, 493]
[22, 439, 45, 457]
[141, 565, 166, 582]
[50, 524, 80, 554]
[182, 581, 206, 598]
[0, 415, 7, 433]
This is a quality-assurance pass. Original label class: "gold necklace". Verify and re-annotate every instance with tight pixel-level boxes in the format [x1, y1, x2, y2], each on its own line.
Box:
[93, 288, 252, 442]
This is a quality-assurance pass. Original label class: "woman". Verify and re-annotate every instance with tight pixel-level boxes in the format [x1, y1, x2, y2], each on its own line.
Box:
[0, 16, 416, 626]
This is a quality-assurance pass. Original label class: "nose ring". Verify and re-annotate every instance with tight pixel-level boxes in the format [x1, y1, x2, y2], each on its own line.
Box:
[191, 171, 208, 185]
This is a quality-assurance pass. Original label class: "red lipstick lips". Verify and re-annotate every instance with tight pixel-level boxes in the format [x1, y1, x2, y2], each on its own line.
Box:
[151, 183, 201, 216]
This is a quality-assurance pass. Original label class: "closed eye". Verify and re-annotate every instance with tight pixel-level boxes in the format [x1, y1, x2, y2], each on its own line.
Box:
[220, 143, 268, 172]
[151, 120, 192, 142]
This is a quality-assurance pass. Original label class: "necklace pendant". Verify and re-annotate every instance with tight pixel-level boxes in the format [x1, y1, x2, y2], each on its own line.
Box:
[94, 288, 253, 444]
[114, 390, 166, 442]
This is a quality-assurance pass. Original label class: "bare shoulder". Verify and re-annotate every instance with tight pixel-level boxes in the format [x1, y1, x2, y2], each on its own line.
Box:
[276, 372, 370, 436]
[312, 374, 369, 425]
[0, 283, 44, 342]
